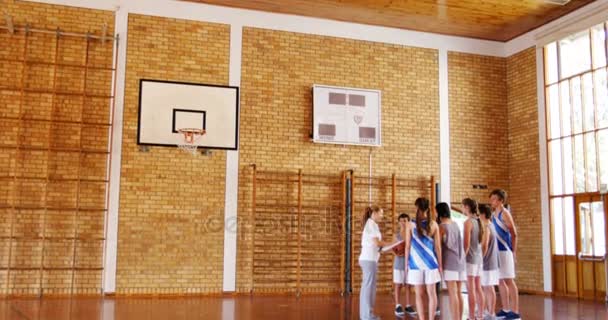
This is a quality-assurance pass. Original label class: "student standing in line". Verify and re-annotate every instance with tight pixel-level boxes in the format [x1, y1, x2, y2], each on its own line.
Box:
[437, 202, 465, 320]
[490, 190, 520, 320]
[404, 198, 442, 320]
[479, 204, 499, 319]
[393, 213, 416, 317]
[359, 205, 392, 320]
[462, 198, 484, 320]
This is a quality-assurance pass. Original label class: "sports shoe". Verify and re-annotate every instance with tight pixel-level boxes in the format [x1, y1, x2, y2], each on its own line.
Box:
[395, 304, 405, 317]
[404, 305, 416, 315]
[435, 307, 441, 316]
[495, 310, 510, 319]
[505, 312, 521, 320]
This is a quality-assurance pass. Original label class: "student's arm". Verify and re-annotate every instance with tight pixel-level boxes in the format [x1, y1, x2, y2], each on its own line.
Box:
[372, 237, 392, 248]
[503, 210, 518, 260]
[404, 224, 411, 273]
[363, 222, 390, 249]
[481, 225, 490, 257]
[432, 222, 442, 273]
[463, 219, 472, 256]
[391, 228, 406, 256]
[390, 233, 398, 255]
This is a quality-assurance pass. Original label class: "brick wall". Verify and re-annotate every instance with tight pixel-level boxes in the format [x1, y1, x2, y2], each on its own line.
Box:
[507, 47, 542, 292]
[0, 0, 114, 295]
[116, 14, 230, 294]
[237, 28, 440, 293]
[448, 52, 510, 203]
[0, 1, 545, 295]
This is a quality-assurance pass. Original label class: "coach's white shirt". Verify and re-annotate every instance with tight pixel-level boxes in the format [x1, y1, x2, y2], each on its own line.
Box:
[359, 219, 382, 262]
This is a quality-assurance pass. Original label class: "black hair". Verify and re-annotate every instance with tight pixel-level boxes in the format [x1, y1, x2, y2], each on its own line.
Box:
[435, 202, 451, 219]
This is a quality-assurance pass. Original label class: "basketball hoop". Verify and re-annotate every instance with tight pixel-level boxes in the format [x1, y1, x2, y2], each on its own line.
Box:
[177, 128, 206, 155]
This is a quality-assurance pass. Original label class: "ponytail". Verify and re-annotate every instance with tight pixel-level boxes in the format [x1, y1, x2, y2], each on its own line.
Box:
[414, 197, 431, 237]
[476, 216, 484, 243]
[463, 198, 484, 243]
[478, 204, 492, 234]
[362, 205, 381, 230]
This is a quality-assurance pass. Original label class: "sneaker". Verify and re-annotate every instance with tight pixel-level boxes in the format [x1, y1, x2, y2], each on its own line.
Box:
[404, 305, 417, 315]
[505, 312, 521, 320]
[495, 310, 510, 319]
[435, 307, 441, 316]
[483, 315, 496, 320]
[395, 304, 405, 317]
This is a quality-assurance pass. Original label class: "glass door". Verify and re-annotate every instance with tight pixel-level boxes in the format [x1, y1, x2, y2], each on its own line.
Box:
[575, 194, 607, 300]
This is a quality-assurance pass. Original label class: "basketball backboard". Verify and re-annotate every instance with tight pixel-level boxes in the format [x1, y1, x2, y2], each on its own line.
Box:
[137, 79, 239, 150]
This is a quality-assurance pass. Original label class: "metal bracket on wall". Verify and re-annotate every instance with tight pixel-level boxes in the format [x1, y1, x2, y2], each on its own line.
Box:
[4, 13, 14, 34]
[101, 22, 108, 44]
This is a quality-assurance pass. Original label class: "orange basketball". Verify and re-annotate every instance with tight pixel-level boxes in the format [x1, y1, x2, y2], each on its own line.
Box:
[392, 242, 406, 256]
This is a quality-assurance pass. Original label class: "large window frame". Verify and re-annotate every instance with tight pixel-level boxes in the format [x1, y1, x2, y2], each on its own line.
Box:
[544, 23, 608, 298]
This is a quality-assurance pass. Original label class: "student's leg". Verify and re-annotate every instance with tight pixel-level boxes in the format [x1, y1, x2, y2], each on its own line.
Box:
[498, 279, 510, 311]
[506, 278, 519, 313]
[394, 282, 400, 305]
[426, 283, 437, 320]
[466, 276, 476, 319]
[447, 281, 459, 320]
[490, 285, 497, 314]
[483, 285, 496, 315]
[457, 281, 464, 320]
[436, 281, 441, 313]
[474, 276, 484, 318]
[404, 284, 411, 307]
[370, 262, 378, 314]
[497, 251, 515, 313]
[415, 285, 427, 320]
[359, 261, 374, 320]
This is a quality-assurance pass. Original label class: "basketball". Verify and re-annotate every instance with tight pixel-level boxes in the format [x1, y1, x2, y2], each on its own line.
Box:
[392, 242, 406, 256]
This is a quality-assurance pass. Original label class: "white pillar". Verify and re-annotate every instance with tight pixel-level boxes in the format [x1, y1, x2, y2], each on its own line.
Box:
[102, 5, 128, 294]
[439, 48, 451, 204]
[222, 24, 242, 292]
[537, 47, 552, 293]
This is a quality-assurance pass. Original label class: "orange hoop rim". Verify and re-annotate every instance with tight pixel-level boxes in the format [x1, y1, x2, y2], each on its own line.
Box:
[177, 128, 206, 135]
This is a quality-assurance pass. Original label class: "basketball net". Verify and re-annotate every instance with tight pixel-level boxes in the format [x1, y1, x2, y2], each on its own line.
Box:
[177, 128, 205, 155]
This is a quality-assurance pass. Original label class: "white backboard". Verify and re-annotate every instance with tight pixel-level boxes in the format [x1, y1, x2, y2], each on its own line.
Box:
[138, 79, 239, 150]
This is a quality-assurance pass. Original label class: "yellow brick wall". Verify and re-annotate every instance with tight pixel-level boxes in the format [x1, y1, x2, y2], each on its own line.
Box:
[507, 47, 542, 292]
[237, 28, 440, 293]
[0, 0, 114, 295]
[0, 1, 545, 296]
[116, 14, 230, 294]
[448, 52, 510, 202]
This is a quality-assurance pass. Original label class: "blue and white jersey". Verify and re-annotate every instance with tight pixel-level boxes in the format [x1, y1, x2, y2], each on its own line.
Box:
[408, 221, 439, 270]
[492, 211, 513, 252]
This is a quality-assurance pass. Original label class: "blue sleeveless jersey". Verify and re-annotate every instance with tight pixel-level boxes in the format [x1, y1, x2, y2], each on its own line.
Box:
[408, 221, 439, 270]
[492, 211, 513, 252]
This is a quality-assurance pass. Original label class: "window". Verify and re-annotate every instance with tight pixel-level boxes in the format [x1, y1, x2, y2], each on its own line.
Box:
[545, 23, 608, 256]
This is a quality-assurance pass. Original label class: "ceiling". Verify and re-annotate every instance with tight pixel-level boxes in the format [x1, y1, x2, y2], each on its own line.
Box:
[183, 0, 596, 41]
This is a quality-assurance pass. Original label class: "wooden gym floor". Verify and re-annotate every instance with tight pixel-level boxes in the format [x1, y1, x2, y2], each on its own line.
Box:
[0, 293, 606, 320]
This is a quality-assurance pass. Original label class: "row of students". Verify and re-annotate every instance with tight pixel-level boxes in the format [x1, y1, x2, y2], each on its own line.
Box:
[359, 189, 520, 320]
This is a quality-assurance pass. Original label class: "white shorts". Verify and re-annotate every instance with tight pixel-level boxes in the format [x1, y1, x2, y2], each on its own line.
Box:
[393, 269, 406, 284]
[443, 270, 466, 282]
[498, 251, 516, 279]
[407, 269, 441, 285]
[466, 263, 483, 277]
[481, 269, 499, 286]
